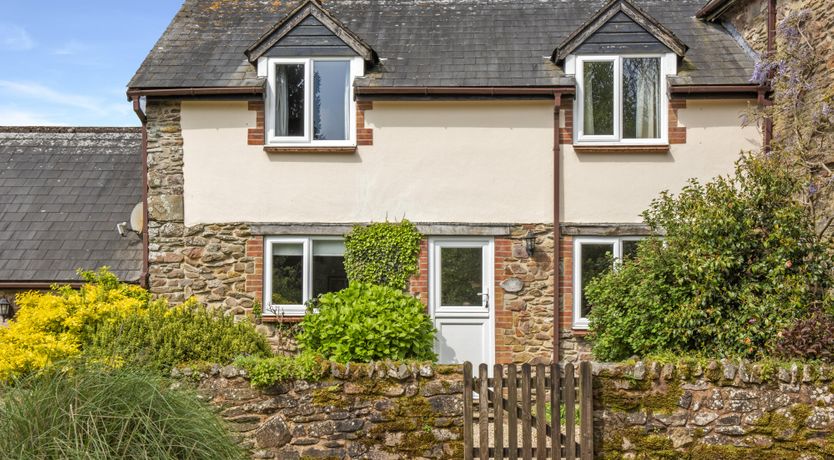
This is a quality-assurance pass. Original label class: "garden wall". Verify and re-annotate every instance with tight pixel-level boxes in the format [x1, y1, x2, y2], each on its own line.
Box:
[176, 362, 464, 460]
[180, 360, 834, 459]
[595, 360, 834, 458]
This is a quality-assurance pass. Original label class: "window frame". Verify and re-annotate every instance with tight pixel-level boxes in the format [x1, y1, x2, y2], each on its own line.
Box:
[572, 236, 645, 329]
[263, 235, 346, 316]
[574, 54, 669, 146]
[264, 56, 363, 147]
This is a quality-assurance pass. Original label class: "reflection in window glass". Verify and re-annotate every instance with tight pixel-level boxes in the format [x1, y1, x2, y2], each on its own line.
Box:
[274, 64, 306, 137]
[622, 240, 640, 260]
[440, 247, 483, 306]
[583, 61, 615, 136]
[311, 240, 347, 298]
[272, 243, 303, 305]
[313, 61, 350, 141]
[623, 58, 660, 139]
[580, 243, 614, 318]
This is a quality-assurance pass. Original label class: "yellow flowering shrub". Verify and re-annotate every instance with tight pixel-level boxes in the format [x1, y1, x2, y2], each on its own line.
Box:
[0, 268, 150, 381]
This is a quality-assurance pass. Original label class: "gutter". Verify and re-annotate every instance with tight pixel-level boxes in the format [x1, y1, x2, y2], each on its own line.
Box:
[354, 86, 575, 96]
[0, 281, 84, 289]
[126, 86, 264, 98]
[670, 84, 760, 96]
[133, 97, 150, 289]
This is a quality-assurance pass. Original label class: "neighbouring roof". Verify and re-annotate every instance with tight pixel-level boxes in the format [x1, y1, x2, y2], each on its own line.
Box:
[0, 127, 143, 284]
[128, 0, 755, 91]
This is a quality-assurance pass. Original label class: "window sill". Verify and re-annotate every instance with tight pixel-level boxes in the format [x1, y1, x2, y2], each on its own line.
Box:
[573, 144, 670, 154]
[571, 328, 590, 336]
[260, 315, 304, 324]
[264, 146, 357, 154]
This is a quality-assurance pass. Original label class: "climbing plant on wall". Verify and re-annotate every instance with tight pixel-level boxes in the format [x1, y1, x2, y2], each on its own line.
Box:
[343, 220, 423, 291]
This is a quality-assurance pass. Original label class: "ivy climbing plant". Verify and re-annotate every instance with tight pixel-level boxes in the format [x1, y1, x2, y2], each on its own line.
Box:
[343, 220, 423, 291]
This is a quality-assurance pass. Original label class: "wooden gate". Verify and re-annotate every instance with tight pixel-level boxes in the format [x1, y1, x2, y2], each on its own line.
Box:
[462, 362, 593, 460]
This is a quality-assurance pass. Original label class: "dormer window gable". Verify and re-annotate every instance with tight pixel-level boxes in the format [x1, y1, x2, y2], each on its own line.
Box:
[245, 0, 377, 147]
[553, 0, 688, 146]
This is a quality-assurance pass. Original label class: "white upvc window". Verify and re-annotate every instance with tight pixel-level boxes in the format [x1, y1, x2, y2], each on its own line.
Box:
[263, 236, 348, 316]
[573, 236, 644, 329]
[264, 56, 363, 146]
[573, 54, 674, 145]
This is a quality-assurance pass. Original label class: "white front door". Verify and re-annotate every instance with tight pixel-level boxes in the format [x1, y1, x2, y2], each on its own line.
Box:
[429, 238, 495, 366]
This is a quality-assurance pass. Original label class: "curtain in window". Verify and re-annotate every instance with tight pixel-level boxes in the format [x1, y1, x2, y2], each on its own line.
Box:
[623, 58, 660, 139]
[275, 66, 289, 137]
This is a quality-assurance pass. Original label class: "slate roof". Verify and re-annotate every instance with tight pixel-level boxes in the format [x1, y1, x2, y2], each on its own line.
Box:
[0, 127, 143, 283]
[129, 0, 755, 91]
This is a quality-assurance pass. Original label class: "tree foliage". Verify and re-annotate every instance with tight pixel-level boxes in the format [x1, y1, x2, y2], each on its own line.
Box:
[343, 220, 423, 290]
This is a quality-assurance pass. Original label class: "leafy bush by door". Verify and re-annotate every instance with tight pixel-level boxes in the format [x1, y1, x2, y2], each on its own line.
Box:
[297, 283, 436, 363]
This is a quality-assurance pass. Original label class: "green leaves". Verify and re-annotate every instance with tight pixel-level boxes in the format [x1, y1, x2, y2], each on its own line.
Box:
[587, 153, 834, 362]
[343, 220, 423, 291]
[297, 283, 436, 363]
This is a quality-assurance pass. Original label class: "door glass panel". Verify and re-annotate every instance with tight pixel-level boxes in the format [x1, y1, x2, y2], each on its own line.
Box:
[623, 58, 660, 139]
[271, 243, 303, 305]
[313, 60, 350, 141]
[580, 243, 614, 318]
[583, 61, 615, 136]
[274, 64, 306, 137]
[311, 240, 347, 298]
[440, 247, 483, 306]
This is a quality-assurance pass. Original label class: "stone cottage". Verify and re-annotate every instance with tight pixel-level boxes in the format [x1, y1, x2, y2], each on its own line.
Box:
[127, 0, 764, 365]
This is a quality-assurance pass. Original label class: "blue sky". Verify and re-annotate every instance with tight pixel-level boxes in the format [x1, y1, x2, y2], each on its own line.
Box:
[0, 1, 182, 126]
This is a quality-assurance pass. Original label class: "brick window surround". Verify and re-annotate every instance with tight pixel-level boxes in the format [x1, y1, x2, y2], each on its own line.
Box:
[247, 99, 374, 147]
[561, 98, 687, 146]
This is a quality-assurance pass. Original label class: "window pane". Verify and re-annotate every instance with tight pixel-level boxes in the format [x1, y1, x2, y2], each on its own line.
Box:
[440, 247, 483, 306]
[311, 240, 347, 298]
[622, 240, 641, 260]
[623, 58, 660, 139]
[580, 243, 614, 318]
[583, 61, 615, 136]
[313, 60, 350, 141]
[272, 243, 303, 305]
[275, 64, 305, 137]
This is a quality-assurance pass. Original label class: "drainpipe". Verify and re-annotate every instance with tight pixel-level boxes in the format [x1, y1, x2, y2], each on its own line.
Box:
[132, 97, 150, 289]
[763, 0, 776, 150]
[552, 92, 562, 364]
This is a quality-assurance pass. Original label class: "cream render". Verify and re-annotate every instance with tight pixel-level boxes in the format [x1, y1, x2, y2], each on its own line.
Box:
[561, 100, 760, 223]
[180, 99, 758, 226]
[180, 100, 555, 225]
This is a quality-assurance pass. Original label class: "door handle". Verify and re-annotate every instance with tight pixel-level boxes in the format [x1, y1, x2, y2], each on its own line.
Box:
[477, 292, 489, 308]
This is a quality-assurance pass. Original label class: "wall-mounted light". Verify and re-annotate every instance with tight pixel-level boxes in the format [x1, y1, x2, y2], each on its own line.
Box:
[0, 298, 11, 322]
[523, 230, 536, 257]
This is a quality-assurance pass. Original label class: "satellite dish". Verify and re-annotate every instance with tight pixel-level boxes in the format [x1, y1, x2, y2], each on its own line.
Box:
[129, 202, 145, 234]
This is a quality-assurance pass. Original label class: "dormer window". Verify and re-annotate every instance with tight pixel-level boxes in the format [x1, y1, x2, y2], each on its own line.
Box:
[576, 55, 665, 144]
[265, 57, 363, 146]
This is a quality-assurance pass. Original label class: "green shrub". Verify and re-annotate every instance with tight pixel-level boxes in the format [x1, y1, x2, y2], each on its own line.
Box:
[587, 154, 834, 361]
[343, 220, 423, 290]
[297, 283, 436, 363]
[88, 300, 271, 372]
[234, 352, 324, 388]
[0, 363, 244, 459]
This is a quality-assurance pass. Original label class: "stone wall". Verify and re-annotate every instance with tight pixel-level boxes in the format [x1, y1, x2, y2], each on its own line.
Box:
[595, 360, 834, 458]
[177, 362, 464, 459]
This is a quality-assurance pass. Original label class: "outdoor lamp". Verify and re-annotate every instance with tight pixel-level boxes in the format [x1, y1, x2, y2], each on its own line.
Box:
[523, 231, 536, 257]
[0, 298, 11, 321]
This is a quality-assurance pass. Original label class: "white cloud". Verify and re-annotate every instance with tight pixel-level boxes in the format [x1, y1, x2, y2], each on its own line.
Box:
[0, 23, 35, 51]
[0, 80, 106, 115]
[0, 108, 58, 126]
[54, 40, 87, 56]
